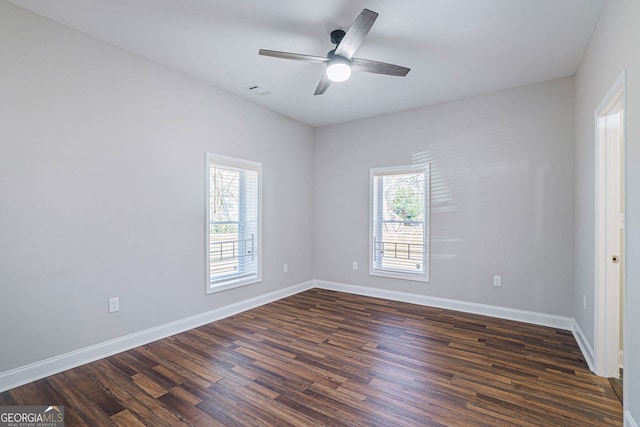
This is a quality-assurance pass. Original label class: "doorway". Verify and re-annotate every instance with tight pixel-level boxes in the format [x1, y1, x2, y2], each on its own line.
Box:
[594, 71, 626, 382]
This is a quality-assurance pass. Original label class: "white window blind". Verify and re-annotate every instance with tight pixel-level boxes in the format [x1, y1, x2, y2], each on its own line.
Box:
[370, 165, 429, 282]
[206, 154, 261, 293]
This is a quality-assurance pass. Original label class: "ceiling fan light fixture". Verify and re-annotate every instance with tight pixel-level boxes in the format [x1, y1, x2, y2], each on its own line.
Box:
[326, 57, 351, 82]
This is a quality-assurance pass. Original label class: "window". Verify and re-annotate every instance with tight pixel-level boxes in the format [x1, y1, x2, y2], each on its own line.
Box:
[370, 165, 430, 282]
[206, 153, 261, 294]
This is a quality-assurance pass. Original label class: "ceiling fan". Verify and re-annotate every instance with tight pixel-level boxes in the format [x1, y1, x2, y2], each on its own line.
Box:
[259, 8, 410, 95]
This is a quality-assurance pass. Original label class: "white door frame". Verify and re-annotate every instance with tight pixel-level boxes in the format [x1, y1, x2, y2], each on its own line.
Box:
[593, 70, 626, 378]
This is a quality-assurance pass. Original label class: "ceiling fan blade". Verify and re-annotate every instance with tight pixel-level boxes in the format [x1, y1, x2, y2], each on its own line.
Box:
[350, 58, 411, 76]
[259, 49, 329, 64]
[314, 73, 332, 95]
[334, 9, 378, 59]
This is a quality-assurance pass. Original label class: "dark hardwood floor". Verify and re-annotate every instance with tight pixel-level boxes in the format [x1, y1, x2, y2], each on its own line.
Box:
[0, 289, 622, 426]
[609, 377, 623, 404]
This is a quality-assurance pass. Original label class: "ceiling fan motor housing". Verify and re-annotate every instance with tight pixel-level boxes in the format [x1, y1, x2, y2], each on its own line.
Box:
[330, 29, 346, 46]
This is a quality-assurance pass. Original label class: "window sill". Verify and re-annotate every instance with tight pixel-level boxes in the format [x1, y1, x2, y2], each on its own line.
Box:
[369, 269, 429, 283]
[207, 276, 261, 294]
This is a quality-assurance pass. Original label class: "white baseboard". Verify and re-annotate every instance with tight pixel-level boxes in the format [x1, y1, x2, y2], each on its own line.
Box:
[314, 280, 575, 330]
[572, 319, 595, 372]
[626, 411, 639, 427]
[0, 281, 314, 393]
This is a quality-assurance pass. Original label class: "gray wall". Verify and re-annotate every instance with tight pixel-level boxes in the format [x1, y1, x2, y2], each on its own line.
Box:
[574, 0, 640, 421]
[313, 77, 575, 316]
[0, 2, 314, 373]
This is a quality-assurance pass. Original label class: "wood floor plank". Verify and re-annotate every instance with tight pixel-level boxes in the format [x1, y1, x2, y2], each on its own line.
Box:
[45, 372, 116, 426]
[111, 409, 146, 427]
[0, 289, 623, 426]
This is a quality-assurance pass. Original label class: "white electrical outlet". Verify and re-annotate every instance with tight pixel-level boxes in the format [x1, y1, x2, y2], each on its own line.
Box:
[583, 295, 587, 310]
[108, 297, 120, 313]
[352, 261, 358, 270]
[283, 263, 288, 273]
[493, 275, 501, 287]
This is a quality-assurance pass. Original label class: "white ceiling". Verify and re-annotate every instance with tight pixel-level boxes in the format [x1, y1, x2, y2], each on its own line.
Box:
[8, 0, 606, 127]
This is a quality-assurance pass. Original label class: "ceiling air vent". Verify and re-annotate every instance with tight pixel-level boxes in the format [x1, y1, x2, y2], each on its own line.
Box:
[248, 85, 271, 96]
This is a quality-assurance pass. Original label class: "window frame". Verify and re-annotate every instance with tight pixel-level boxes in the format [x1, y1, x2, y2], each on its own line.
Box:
[369, 164, 430, 282]
[205, 153, 262, 294]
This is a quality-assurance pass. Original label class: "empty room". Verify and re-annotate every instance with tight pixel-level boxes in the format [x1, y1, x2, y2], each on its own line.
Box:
[0, 0, 638, 426]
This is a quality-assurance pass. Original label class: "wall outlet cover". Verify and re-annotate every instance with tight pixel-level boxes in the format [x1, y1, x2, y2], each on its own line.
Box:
[108, 297, 120, 313]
